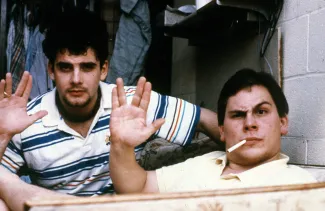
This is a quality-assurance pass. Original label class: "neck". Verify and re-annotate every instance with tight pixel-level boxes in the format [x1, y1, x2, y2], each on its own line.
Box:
[223, 152, 281, 175]
[56, 89, 101, 123]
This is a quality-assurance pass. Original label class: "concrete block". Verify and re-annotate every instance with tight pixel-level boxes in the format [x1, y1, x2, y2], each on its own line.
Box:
[281, 0, 325, 22]
[281, 16, 308, 77]
[309, 9, 325, 72]
[284, 74, 325, 138]
[307, 139, 325, 165]
[281, 137, 307, 164]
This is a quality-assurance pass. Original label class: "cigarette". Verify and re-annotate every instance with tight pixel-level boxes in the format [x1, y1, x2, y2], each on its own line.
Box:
[227, 139, 246, 153]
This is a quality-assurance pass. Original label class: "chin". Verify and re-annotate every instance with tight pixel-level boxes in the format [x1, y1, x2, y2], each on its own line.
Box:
[65, 98, 90, 108]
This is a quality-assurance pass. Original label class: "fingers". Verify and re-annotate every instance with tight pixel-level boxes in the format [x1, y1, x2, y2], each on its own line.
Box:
[131, 77, 146, 107]
[0, 80, 5, 100]
[22, 75, 32, 100]
[116, 78, 127, 106]
[111, 87, 119, 110]
[14, 71, 30, 97]
[139, 81, 152, 112]
[5, 73, 12, 97]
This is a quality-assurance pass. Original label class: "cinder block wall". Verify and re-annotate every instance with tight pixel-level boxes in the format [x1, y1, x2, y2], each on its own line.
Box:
[280, 0, 325, 166]
[171, 0, 325, 170]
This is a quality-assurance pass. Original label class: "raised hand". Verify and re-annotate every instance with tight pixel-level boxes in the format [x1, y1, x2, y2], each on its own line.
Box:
[0, 72, 48, 139]
[109, 77, 165, 148]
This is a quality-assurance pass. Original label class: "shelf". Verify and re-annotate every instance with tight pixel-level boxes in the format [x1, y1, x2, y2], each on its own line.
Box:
[162, 0, 281, 43]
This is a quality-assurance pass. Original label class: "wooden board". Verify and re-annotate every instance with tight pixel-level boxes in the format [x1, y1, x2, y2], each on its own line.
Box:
[26, 182, 325, 211]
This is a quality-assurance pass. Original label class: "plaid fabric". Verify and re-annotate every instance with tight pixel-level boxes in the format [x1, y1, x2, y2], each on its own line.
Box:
[10, 6, 26, 92]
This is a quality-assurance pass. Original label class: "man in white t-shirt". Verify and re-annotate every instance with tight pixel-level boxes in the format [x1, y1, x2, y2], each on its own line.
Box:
[109, 68, 316, 194]
[0, 9, 220, 211]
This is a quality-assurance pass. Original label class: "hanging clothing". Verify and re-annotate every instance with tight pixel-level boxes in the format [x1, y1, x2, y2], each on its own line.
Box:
[106, 0, 151, 86]
[6, 19, 15, 73]
[26, 26, 53, 99]
[10, 4, 26, 92]
[23, 5, 31, 51]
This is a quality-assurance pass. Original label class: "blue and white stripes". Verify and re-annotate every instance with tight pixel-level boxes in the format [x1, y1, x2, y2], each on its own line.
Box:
[1, 82, 200, 195]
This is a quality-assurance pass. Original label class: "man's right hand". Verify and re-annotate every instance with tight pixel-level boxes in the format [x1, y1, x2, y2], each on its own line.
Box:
[109, 77, 165, 148]
[0, 72, 48, 158]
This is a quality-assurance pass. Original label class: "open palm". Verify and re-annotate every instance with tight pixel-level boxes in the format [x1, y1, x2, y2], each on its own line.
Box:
[0, 72, 47, 139]
[109, 77, 164, 148]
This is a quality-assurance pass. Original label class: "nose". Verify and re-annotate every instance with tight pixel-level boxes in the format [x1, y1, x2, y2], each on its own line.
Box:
[244, 113, 258, 131]
[71, 68, 82, 84]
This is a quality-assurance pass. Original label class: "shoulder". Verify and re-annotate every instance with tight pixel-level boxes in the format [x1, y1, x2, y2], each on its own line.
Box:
[184, 150, 224, 162]
[27, 91, 51, 114]
[99, 81, 117, 93]
[162, 151, 225, 170]
[285, 165, 317, 183]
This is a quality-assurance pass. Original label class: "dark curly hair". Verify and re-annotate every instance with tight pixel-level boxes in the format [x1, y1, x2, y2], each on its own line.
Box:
[42, 9, 109, 67]
[217, 68, 289, 126]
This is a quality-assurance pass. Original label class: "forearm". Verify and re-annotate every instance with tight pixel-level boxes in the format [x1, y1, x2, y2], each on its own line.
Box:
[110, 142, 150, 194]
[0, 166, 73, 211]
[196, 108, 220, 140]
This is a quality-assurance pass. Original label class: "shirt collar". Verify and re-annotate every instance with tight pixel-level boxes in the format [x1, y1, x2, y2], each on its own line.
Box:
[41, 81, 115, 127]
[237, 153, 289, 183]
[216, 153, 289, 182]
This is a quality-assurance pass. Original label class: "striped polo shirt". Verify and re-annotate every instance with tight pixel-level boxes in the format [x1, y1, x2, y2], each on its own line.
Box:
[1, 82, 200, 196]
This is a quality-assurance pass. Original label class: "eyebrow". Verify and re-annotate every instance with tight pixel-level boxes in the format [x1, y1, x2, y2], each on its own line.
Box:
[80, 62, 97, 68]
[55, 62, 72, 67]
[228, 101, 272, 114]
[55, 62, 97, 67]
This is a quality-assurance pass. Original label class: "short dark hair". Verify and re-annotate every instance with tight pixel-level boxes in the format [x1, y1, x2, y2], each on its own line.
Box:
[42, 9, 109, 66]
[217, 68, 289, 125]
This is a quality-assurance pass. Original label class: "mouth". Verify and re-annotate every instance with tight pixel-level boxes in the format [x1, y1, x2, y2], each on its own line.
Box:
[67, 89, 86, 96]
[243, 137, 262, 144]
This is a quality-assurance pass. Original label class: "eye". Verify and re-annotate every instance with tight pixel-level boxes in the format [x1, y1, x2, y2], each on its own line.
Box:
[231, 112, 245, 118]
[257, 109, 267, 115]
[81, 63, 96, 71]
[57, 63, 72, 72]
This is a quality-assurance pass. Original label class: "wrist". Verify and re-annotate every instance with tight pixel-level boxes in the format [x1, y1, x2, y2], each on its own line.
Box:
[0, 165, 19, 184]
[0, 133, 12, 142]
[110, 139, 134, 152]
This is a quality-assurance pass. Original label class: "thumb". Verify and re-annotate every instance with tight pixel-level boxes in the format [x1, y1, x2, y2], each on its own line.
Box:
[142, 118, 165, 141]
[27, 110, 48, 126]
[149, 118, 165, 134]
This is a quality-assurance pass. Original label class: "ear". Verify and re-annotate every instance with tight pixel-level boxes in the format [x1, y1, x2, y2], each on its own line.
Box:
[218, 125, 225, 142]
[100, 60, 109, 81]
[48, 63, 55, 81]
[280, 115, 289, 136]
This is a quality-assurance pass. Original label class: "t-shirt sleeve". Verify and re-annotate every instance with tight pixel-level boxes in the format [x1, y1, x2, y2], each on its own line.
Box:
[1, 134, 25, 174]
[146, 90, 201, 146]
